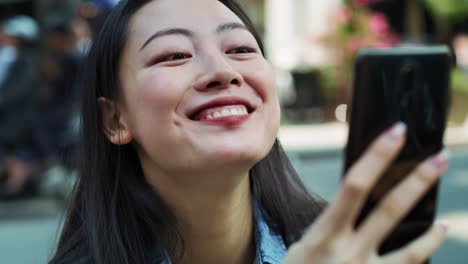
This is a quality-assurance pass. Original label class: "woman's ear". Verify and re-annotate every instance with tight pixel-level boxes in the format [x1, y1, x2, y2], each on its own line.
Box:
[98, 97, 133, 145]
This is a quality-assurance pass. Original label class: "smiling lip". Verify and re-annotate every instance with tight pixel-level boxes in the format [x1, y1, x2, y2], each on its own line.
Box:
[196, 113, 251, 126]
[188, 96, 255, 120]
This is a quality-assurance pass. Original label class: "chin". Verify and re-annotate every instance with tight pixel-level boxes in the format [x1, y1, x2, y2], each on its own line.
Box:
[201, 138, 274, 168]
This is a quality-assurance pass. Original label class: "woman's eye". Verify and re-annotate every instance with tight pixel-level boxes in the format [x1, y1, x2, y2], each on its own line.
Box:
[148, 52, 191, 66]
[165, 53, 191, 61]
[227, 46, 256, 54]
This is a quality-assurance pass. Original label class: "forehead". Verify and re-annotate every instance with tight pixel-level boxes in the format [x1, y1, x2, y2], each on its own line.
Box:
[129, 0, 244, 40]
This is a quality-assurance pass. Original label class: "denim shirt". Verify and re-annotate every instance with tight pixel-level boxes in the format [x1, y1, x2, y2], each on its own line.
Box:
[150, 202, 288, 264]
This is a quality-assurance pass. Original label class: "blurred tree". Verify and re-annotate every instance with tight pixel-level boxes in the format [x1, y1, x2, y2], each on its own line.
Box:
[405, 0, 425, 42]
[424, 0, 468, 41]
[424, 0, 468, 18]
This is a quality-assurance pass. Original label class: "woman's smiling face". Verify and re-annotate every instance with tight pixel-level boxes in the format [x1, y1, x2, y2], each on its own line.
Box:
[117, 0, 280, 177]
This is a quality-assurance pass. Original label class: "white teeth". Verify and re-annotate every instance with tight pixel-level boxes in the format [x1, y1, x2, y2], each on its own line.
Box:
[221, 109, 230, 116]
[200, 105, 250, 120]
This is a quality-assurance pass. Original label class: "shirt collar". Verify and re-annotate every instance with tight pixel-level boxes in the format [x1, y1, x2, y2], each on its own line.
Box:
[150, 201, 287, 264]
[253, 201, 288, 264]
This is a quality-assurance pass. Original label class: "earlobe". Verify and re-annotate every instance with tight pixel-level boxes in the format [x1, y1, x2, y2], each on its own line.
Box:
[109, 130, 133, 145]
[98, 97, 134, 145]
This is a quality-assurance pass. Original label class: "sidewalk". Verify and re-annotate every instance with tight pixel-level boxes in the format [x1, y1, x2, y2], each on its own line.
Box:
[279, 121, 468, 153]
[0, 198, 62, 220]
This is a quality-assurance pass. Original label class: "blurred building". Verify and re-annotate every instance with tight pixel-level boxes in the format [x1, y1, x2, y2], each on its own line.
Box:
[240, 0, 340, 70]
[265, 0, 340, 71]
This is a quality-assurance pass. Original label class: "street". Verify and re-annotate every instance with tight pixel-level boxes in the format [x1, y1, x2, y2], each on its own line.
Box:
[0, 147, 467, 263]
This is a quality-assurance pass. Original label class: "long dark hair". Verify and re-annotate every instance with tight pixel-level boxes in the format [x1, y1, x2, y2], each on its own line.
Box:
[50, 1, 326, 263]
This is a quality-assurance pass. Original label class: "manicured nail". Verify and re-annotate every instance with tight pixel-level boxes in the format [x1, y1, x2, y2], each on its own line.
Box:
[431, 149, 450, 170]
[388, 122, 407, 141]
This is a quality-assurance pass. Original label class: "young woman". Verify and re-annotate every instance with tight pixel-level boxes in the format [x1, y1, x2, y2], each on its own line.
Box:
[50, 0, 449, 263]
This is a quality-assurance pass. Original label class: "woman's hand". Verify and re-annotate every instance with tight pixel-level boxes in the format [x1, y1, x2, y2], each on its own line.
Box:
[282, 123, 449, 264]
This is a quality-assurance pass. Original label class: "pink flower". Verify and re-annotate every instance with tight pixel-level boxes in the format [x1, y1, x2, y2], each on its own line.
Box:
[369, 12, 389, 35]
[352, 0, 376, 6]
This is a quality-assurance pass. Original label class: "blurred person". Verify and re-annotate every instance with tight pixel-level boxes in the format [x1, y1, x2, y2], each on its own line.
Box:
[51, 1, 448, 263]
[71, 17, 93, 55]
[38, 18, 84, 170]
[77, 0, 119, 38]
[0, 15, 43, 198]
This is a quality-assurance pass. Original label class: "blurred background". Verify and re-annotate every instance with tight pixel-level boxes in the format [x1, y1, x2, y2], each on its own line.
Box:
[0, 0, 467, 263]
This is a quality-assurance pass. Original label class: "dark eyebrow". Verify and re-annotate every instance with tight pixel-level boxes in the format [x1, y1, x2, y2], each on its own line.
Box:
[140, 28, 193, 51]
[216, 22, 248, 34]
[139, 22, 249, 51]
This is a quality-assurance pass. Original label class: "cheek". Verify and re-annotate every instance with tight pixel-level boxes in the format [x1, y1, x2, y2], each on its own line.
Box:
[123, 68, 193, 144]
[241, 61, 281, 137]
[256, 64, 281, 134]
[132, 68, 191, 122]
[241, 60, 278, 103]
[138, 71, 181, 112]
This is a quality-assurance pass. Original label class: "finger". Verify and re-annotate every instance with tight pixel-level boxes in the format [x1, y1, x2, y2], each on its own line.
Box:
[333, 122, 406, 228]
[304, 123, 407, 242]
[380, 224, 447, 264]
[356, 150, 449, 249]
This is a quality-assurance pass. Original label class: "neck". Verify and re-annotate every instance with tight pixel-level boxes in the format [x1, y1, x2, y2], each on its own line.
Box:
[145, 167, 256, 264]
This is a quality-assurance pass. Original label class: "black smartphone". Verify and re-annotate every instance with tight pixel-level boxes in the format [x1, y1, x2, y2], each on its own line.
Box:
[343, 46, 452, 259]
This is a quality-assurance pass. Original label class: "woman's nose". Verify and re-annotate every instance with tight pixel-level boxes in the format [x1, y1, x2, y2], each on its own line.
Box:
[193, 54, 244, 91]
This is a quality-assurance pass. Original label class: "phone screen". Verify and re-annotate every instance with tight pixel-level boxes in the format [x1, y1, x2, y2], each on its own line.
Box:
[344, 47, 451, 256]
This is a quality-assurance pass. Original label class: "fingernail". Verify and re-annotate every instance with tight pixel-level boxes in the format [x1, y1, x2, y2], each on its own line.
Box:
[388, 122, 407, 141]
[431, 149, 450, 170]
